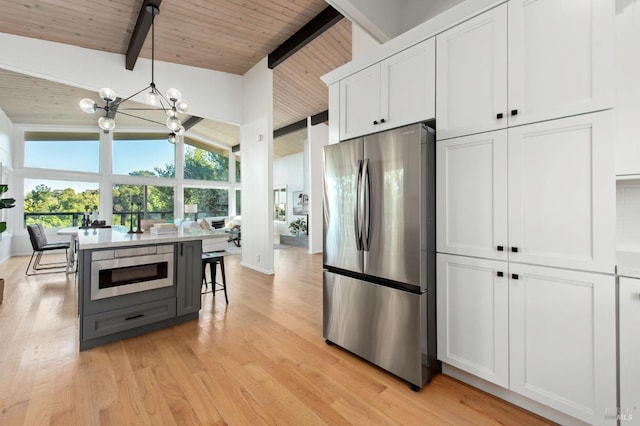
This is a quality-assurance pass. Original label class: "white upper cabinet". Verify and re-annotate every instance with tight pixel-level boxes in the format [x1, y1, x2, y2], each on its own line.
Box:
[340, 64, 381, 141]
[381, 38, 436, 132]
[508, 111, 615, 273]
[436, 130, 508, 260]
[436, 5, 508, 141]
[436, 0, 613, 140]
[340, 38, 435, 140]
[508, 0, 614, 128]
[509, 264, 616, 425]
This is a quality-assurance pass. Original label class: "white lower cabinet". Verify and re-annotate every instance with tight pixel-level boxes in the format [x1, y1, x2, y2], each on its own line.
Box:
[619, 277, 640, 425]
[437, 254, 509, 387]
[437, 254, 616, 425]
[509, 264, 616, 425]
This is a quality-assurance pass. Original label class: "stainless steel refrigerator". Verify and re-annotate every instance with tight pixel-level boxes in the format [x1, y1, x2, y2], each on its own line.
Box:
[323, 122, 437, 390]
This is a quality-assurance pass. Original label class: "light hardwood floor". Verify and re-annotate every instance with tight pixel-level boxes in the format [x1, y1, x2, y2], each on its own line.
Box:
[0, 248, 553, 425]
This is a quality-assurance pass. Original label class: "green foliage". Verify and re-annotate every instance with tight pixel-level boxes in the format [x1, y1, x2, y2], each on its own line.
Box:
[0, 184, 16, 233]
[288, 217, 307, 236]
[24, 143, 232, 228]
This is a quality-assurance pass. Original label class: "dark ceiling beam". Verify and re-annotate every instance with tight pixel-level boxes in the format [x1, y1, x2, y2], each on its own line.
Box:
[182, 115, 204, 130]
[268, 6, 343, 69]
[310, 110, 329, 126]
[273, 109, 329, 139]
[274, 118, 306, 139]
[126, 0, 163, 71]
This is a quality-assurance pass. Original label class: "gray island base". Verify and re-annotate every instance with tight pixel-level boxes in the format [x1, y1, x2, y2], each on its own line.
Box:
[75, 227, 222, 351]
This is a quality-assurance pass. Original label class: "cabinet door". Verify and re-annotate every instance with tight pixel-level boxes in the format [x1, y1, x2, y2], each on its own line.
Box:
[620, 277, 640, 425]
[436, 4, 507, 140]
[340, 64, 381, 140]
[508, 0, 614, 127]
[380, 38, 435, 130]
[436, 130, 508, 260]
[176, 241, 202, 316]
[508, 112, 615, 273]
[509, 264, 616, 425]
[437, 254, 509, 388]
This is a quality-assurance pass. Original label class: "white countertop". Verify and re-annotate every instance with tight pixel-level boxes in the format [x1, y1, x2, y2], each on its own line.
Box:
[617, 251, 640, 279]
[76, 226, 227, 250]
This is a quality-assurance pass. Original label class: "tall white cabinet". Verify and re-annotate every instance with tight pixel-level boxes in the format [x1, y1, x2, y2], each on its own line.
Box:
[434, 1, 616, 424]
[436, 0, 614, 141]
[619, 277, 640, 425]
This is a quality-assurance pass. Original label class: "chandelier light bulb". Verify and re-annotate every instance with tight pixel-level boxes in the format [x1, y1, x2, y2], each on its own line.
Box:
[168, 132, 177, 144]
[166, 108, 176, 118]
[146, 91, 160, 107]
[166, 88, 182, 101]
[175, 99, 190, 114]
[79, 98, 97, 113]
[99, 88, 117, 102]
[98, 116, 116, 131]
[166, 116, 181, 131]
[177, 126, 185, 136]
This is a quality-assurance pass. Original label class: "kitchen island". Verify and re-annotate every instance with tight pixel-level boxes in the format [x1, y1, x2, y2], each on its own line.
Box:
[76, 226, 227, 350]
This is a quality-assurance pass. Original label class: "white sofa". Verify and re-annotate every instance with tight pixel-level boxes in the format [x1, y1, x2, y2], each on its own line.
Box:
[174, 217, 240, 252]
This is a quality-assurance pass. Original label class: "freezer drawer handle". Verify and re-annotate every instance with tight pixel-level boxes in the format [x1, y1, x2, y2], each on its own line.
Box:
[497, 271, 504, 277]
[511, 109, 519, 116]
[496, 113, 503, 119]
[497, 245, 504, 251]
[511, 273, 519, 280]
[511, 246, 519, 253]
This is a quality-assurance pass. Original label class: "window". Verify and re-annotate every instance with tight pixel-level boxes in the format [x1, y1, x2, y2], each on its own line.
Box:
[24, 132, 100, 173]
[236, 189, 241, 215]
[235, 155, 241, 183]
[184, 188, 229, 218]
[274, 187, 286, 221]
[112, 184, 174, 226]
[24, 179, 100, 228]
[112, 133, 175, 178]
[184, 138, 229, 182]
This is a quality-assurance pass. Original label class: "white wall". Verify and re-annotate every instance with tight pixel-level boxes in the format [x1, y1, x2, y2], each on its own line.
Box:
[352, 24, 382, 58]
[240, 57, 274, 274]
[0, 33, 243, 126]
[308, 122, 329, 254]
[0, 109, 12, 263]
[614, 0, 640, 175]
[401, 0, 465, 33]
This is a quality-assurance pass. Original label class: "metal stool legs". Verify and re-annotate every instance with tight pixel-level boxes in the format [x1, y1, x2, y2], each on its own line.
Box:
[201, 256, 228, 304]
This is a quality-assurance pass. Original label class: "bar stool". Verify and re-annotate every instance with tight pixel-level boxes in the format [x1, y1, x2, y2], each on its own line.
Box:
[201, 252, 228, 304]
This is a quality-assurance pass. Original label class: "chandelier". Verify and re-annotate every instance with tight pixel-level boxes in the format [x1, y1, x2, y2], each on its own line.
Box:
[79, 4, 189, 142]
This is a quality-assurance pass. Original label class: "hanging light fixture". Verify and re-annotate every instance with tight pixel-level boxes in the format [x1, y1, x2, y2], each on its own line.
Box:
[79, 4, 189, 140]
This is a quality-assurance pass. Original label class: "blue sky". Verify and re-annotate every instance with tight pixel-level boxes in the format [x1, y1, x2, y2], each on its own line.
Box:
[24, 139, 175, 193]
[24, 140, 175, 193]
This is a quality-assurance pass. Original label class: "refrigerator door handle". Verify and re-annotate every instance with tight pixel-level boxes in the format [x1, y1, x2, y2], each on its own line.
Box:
[355, 159, 364, 250]
[362, 158, 371, 251]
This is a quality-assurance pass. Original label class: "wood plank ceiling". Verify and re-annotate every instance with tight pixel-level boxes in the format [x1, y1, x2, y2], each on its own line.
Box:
[0, 0, 351, 158]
